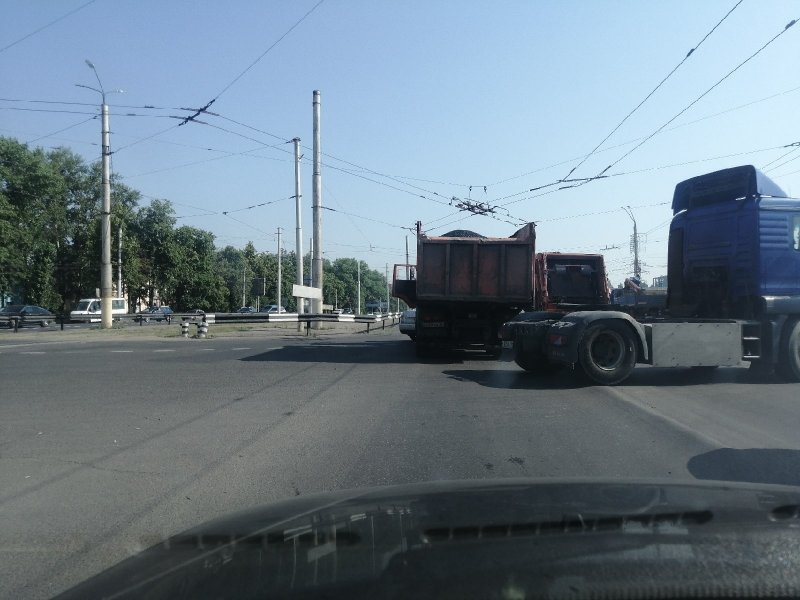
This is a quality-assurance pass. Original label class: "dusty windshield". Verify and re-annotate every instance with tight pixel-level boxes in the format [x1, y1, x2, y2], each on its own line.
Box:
[2, 2, 800, 599]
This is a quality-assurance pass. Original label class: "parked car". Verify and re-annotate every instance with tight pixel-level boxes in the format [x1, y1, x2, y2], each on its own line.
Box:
[0, 304, 55, 328]
[70, 297, 128, 322]
[134, 306, 173, 323]
[185, 309, 205, 320]
[237, 306, 257, 313]
[399, 309, 416, 340]
[259, 305, 285, 313]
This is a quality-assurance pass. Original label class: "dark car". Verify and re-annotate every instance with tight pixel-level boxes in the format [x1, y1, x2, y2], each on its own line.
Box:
[0, 304, 55, 328]
[237, 306, 257, 314]
[134, 306, 173, 323]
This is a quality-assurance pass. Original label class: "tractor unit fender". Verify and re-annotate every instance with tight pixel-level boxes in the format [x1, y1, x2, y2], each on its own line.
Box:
[500, 310, 566, 341]
[545, 311, 649, 365]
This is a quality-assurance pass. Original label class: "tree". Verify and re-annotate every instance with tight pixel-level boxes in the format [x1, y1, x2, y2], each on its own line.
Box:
[0, 138, 70, 308]
[131, 199, 176, 307]
[168, 227, 226, 310]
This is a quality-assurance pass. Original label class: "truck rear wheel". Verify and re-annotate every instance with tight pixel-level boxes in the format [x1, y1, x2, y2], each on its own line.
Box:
[578, 322, 636, 385]
[777, 319, 800, 382]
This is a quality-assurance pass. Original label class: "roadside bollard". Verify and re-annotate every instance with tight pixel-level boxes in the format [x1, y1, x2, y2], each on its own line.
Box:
[197, 320, 208, 339]
[180, 321, 189, 338]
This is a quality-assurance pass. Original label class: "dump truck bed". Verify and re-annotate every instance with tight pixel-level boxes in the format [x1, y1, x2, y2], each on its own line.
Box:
[415, 223, 536, 304]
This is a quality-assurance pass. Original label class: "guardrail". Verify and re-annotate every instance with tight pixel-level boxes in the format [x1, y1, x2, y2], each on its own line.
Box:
[2, 312, 401, 334]
[189, 312, 402, 335]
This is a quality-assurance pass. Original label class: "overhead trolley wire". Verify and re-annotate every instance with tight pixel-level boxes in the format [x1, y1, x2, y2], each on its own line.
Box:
[595, 14, 798, 177]
[24, 116, 96, 145]
[0, 0, 97, 54]
[562, 0, 744, 180]
[213, 0, 325, 103]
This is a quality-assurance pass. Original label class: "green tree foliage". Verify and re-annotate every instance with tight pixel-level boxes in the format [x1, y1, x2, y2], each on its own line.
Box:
[168, 227, 226, 310]
[0, 136, 400, 315]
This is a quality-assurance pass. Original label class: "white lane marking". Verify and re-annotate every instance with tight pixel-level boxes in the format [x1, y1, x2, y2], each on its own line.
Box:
[153, 349, 175, 353]
[231, 347, 251, 351]
[198, 348, 215, 351]
[110, 350, 134, 353]
[20, 351, 46, 354]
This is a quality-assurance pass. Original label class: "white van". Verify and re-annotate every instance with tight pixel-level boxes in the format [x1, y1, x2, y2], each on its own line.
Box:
[70, 298, 128, 322]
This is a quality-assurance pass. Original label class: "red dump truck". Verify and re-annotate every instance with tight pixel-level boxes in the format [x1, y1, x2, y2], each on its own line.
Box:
[392, 222, 610, 357]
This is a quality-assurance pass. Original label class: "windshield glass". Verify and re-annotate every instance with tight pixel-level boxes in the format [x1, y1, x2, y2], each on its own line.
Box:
[2, 2, 799, 599]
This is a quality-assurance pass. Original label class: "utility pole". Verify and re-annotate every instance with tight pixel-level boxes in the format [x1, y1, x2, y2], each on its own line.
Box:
[357, 260, 361, 315]
[242, 261, 246, 308]
[385, 263, 389, 314]
[293, 138, 304, 321]
[76, 60, 122, 329]
[276, 227, 282, 311]
[622, 206, 641, 279]
[311, 90, 323, 315]
[117, 224, 122, 298]
[405, 235, 409, 279]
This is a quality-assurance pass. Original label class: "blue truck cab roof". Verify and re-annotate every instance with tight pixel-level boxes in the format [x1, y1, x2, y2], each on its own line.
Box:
[668, 166, 800, 316]
[672, 164, 787, 214]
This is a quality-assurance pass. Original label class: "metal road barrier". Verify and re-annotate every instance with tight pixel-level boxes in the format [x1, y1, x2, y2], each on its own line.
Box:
[2, 311, 400, 334]
[177, 312, 401, 336]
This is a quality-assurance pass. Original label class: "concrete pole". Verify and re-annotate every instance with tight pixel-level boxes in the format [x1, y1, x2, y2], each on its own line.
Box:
[622, 206, 641, 280]
[311, 90, 323, 315]
[293, 138, 304, 322]
[100, 102, 112, 329]
[633, 218, 641, 280]
[405, 235, 409, 279]
[277, 227, 282, 311]
[357, 260, 361, 315]
[385, 263, 389, 314]
[242, 261, 246, 308]
[117, 224, 122, 298]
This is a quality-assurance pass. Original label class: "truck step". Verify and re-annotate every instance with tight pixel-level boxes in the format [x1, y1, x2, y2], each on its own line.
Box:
[740, 325, 762, 361]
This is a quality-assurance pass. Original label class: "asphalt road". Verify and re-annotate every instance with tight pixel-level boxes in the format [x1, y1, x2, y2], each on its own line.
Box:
[2, 328, 799, 598]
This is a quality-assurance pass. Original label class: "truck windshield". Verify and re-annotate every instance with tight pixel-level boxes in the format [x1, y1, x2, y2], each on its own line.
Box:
[547, 264, 598, 302]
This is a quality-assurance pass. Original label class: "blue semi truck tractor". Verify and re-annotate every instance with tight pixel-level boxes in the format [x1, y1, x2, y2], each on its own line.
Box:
[501, 165, 800, 385]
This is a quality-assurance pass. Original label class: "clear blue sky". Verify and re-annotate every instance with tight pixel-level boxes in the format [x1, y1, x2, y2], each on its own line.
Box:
[2, 0, 799, 284]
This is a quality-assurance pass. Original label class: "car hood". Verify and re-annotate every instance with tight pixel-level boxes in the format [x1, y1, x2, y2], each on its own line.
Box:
[56, 478, 800, 599]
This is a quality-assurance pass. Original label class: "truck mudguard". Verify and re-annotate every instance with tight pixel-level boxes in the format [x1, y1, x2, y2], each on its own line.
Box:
[545, 311, 649, 365]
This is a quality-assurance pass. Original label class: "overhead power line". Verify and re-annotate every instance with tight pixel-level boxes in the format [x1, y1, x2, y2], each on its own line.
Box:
[484, 84, 800, 189]
[596, 15, 798, 177]
[176, 0, 325, 131]
[24, 116, 96, 145]
[322, 206, 411, 231]
[761, 143, 800, 172]
[563, 0, 744, 180]
[0, 0, 97, 54]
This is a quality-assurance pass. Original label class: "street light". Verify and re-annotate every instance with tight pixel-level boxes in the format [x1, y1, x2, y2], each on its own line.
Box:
[75, 60, 123, 329]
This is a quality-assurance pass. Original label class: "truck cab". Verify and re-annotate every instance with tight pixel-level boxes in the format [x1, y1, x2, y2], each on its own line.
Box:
[507, 165, 800, 385]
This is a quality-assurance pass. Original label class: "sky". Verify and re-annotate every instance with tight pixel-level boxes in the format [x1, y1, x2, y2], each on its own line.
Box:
[2, 0, 799, 285]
